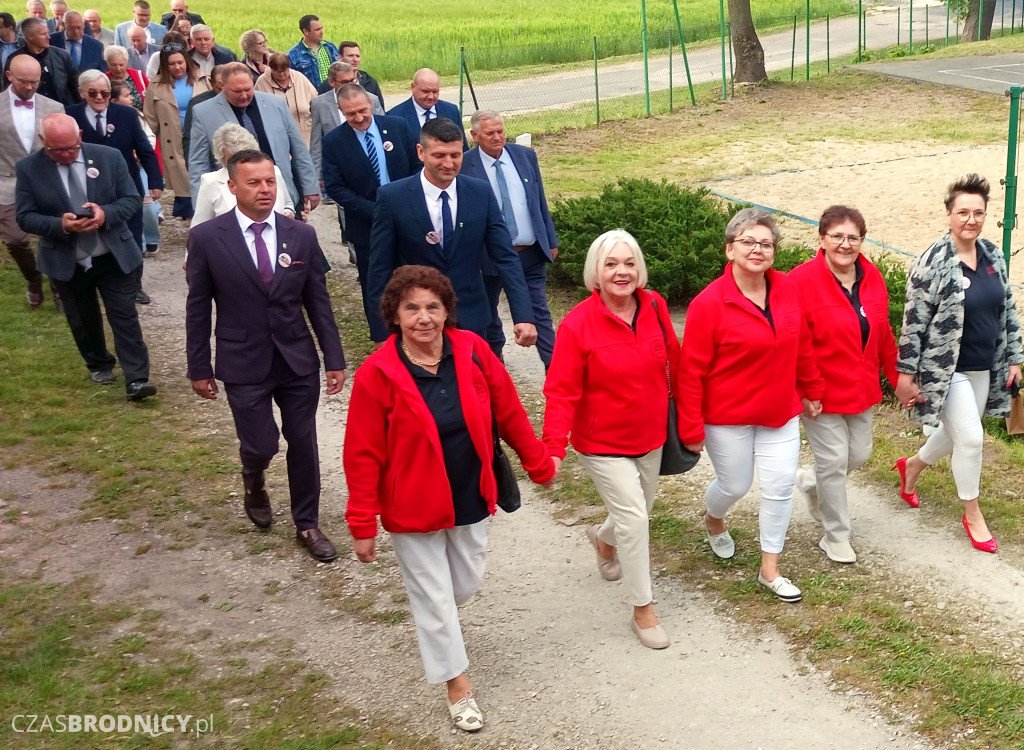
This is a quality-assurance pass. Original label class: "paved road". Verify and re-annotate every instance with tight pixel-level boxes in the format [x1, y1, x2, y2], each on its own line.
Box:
[383, 1, 1024, 115]
[866, 52, 1024, 93]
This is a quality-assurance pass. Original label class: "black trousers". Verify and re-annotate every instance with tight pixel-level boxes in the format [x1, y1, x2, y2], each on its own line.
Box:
[223, 350, 322, 530]
[52, 253, 150, 384]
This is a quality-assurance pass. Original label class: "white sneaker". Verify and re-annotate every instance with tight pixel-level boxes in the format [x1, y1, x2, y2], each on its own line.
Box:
[703, 516, 735, 559]
[757, 572, 802, 602]
[448, 693, 483, 732]
[819, 536, 857, 564]
[795, 468, 821, 523]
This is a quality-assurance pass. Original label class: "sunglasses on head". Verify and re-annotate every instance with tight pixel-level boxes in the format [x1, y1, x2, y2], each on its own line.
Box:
[162, 43, 185, 53]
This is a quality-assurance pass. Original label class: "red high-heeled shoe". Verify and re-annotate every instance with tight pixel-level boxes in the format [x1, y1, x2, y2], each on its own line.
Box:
[962, 514, 998, 553]
[891, 457, 919, 508]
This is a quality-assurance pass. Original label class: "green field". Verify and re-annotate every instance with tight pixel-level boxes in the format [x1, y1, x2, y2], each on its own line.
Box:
[81, 0, 853, 82]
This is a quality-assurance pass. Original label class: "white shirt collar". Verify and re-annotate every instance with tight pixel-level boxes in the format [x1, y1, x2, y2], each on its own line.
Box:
[234, 206, 277, 234]
[419, 171, 455, 203]
[412, 100, 435, 119]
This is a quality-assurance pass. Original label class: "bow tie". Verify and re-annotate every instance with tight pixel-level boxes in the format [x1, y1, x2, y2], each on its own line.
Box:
[14, 99, 33, 109]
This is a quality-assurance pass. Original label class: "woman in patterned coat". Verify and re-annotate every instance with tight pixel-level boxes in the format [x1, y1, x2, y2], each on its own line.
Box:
[893, 174, 1023, 552]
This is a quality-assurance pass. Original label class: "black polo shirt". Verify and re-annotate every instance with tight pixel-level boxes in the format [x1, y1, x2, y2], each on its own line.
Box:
[833, 260, 869, 349]
[397, 337, 487, 526]
[230, 99, 273, 158]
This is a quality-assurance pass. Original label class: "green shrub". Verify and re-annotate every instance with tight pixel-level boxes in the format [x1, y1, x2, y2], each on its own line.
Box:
[549, 179, 744, 303]
[874, 252, 909, 342]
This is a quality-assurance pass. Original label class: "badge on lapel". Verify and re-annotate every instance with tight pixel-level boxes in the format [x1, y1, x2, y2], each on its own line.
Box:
[86, 167, 100, 178]
[426, 231, 441, 245]
[382, 140, 393, 152]
[106, 123, 116, 133]
[278, 253, 292, 268]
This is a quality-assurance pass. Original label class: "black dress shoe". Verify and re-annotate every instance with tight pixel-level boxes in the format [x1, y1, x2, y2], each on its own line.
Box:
[244, 489, 273, 529]
[145, 244, 159, 254]
[126, 379, 157, 401]
[297, 528, 337, 562]
[136, 290, 151, 305]
[91, 369, 116, 384]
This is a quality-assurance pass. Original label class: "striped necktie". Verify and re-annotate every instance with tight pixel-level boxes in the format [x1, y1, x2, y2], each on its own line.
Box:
[363, 131, 381, 185]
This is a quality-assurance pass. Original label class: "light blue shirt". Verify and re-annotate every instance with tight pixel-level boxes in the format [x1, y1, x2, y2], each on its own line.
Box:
[478, 148, 535, 247]
[172, 77, 193, 127]
[356, 118, 390, 186]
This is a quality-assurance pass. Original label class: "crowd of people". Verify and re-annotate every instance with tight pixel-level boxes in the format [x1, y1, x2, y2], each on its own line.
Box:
[3, 0, 1022, 736]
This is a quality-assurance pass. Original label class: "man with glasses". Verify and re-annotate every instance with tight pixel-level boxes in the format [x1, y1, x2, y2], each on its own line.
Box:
[68, 69, 163, 303]
[2, 17, 79, 106]
[49, 11, 107, 73]
[287, 15, 337, 88]
[114, 0, 167, 49]
[15, 113, 158, 400]
[0, 55, 63, 308]
[160, 0, 203, 29]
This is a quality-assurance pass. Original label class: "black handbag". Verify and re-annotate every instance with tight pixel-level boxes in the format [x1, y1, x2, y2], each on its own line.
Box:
[653, 300, 700, 475]
[472, 353, 521, 512]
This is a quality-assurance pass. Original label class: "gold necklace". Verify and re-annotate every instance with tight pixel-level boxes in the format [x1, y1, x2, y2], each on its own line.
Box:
[401, 340, 442, 368]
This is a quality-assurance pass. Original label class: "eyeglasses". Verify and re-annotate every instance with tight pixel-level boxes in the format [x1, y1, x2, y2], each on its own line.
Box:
[10, 75, 40, 86]
[826, 233, 863, 246]
[953, 210, 986, 221]
[45, 145, 81, 154]
[162, 43, 185, 53]
[732, 237, 776, 252]
[85, 89, 111, 98]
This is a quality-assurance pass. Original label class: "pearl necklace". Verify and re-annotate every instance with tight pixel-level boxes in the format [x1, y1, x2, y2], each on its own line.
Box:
[401, 340, 442, 368]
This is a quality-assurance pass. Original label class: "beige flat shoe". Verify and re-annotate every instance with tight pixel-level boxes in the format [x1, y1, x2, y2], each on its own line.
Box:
[586, 525, 621, 581]
[630, 616, 670, 649]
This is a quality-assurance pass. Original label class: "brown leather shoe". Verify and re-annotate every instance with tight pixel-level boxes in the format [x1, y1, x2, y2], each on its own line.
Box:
[244, 490, 272, 529]
[297, 528, 337, 562]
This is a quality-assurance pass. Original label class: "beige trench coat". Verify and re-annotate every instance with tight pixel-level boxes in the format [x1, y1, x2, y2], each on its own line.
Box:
[142, 74, 212, 195]
[254, 69, 317, 147]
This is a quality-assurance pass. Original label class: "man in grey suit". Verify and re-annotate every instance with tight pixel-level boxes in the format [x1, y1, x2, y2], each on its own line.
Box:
[83, 10, 114, 47]
[189, 62, 320, 214]
[1, 56, 64, 308]
[15, 113, 157, 400]
[2, 17, 79, 105]
[125, 25, 158, 71]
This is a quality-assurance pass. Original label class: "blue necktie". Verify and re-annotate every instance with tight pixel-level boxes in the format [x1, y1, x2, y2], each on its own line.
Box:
[493, 160, 518, 242]
[71, 41, 80, 66]
[363, 131, 381, 185]
[423, 109, 434, 124]
[440, 190, 453, 252]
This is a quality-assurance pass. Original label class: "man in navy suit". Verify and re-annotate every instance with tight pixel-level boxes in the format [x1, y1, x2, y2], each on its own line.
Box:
[462, 110, 559, 368]
[68, 70, 163, 302]
[322, 83, 419, 329]
[16, 113, 157, 400]
[367, 117, 536, 347]
[49, 12, 106, 73]
[186, 150, 346, 562]
[386, 68, 467, 150]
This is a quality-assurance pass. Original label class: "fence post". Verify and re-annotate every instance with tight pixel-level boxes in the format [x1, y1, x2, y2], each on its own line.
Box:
[719, 0, 728, 99]
[857, 0, 863, 61]
[668, 30, 674, 113]
[946, 1, 950, 46]
[671, 0, 697, 106]
[791, 15, 797, 81]
[728, 22, 735, 97]
[805, 0, 811, 80]
[827, 14, 831, 73]
[978, 0, 984, 41]
[926, 5, 929, 47]
[1013, 0, 1016, 35]
[593, 36, 600, 125]
[863, 11, 868, 51]
[909, 0, 913, 54]
[1002, 86, 1022, 267]
[897, 7, 901, 47]
[459, 46, 465, 117]
[641, 0, 651, 116]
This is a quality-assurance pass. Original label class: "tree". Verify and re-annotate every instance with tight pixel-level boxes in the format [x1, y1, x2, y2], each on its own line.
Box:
[729, 0, 767, 84]
[960, 0, 997, 42]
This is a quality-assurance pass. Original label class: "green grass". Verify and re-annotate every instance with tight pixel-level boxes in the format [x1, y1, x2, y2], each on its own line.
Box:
[80, 0, 853, 82]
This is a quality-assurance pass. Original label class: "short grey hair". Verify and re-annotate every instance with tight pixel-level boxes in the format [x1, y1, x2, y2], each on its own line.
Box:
[77, 68, 109, 89]
[724, 207, 780, 246]
[336, 82, 369, 104]
[470, 109, 502, 130]
[190, 23, 212, 38]
[104, 44, 129, 63]
[327, 60, 353, 80]
[212, 123, 259, 166]
[582, 229, 648, 292]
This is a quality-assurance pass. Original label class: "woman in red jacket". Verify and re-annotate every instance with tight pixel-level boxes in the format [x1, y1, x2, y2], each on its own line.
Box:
[344, 266, 554, 733]
[543, 229, 680, 650]
[788, 206, 898, 564]
[678, 208, 824, 603]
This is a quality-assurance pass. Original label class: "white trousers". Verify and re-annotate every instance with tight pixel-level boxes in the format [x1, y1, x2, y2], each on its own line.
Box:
[703, 417, 801, 554]
[390, 520, 489, 685]
[918, 370, 989, 500]
[800, 409, 874, 542]
[579, 448, 662, 607]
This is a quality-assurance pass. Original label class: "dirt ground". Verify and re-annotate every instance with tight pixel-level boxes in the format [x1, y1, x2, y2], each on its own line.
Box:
[4, 81, 1024, 748]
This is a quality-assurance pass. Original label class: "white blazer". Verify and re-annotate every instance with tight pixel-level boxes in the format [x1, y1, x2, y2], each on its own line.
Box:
[191, 165, 295, 227]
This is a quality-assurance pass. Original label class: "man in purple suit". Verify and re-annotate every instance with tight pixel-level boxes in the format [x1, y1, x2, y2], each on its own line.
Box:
[185, 150, 347, 562]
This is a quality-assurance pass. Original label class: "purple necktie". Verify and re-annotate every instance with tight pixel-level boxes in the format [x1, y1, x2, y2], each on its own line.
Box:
[251, 222, 274, 289]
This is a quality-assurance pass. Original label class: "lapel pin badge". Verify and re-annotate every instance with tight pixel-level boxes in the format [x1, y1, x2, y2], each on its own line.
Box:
[106, 123, 116, 133]
[278, 252, 292, 268]
[86, 167, 100, 178]
[382, 140, 393, 152]
[425, 231, 440, 245]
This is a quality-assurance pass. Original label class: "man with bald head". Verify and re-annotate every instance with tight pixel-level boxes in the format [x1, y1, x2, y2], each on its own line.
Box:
[161, 0, 204, 29]
[0, 56, 64, 308]
[126, 24, 158, 71]
[3, 17, 79, 105]
[50, 11, 107, 72]
[387, 68, 467, 149]
[15, 113, 157, 400]
[83, 10, 114, 47]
